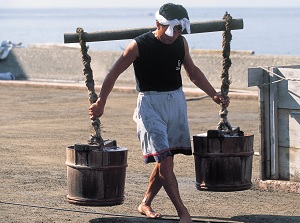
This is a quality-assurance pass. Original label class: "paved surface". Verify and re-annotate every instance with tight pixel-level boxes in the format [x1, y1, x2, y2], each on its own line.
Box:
[0, 81, 299, 223]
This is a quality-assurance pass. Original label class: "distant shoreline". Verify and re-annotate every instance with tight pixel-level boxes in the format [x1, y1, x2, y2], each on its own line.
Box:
[26, 43, 300, 57]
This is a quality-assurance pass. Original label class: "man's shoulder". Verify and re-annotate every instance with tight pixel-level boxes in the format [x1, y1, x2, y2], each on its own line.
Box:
[135, 31, 153, 41]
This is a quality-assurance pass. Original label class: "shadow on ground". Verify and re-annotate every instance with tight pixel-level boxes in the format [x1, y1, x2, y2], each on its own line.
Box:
[89, 214, 300, 223]
[232, 214, 300, 223]
[89, 216, 212, 223]
[0, 50, 27, 80]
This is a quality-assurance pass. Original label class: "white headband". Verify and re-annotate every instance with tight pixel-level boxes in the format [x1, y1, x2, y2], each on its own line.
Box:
[155, 10, 191, 37]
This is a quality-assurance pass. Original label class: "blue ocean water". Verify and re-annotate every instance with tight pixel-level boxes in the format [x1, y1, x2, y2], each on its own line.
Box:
[1, 7, 300, 55]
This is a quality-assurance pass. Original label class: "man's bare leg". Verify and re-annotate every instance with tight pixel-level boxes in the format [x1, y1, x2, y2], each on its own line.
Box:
[138, 163, 162, 218]
[159, 156, 192, 223]
[138, 156, 192, 222]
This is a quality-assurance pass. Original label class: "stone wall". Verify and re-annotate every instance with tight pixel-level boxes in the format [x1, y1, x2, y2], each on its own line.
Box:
[1, 45, 300, 91]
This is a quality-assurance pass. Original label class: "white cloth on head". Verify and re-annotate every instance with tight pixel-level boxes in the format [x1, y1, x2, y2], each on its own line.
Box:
[155, 10, 191, 37]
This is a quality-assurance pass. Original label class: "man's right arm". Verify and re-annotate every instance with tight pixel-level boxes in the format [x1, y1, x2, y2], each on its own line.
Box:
[89, 40, 139, 120]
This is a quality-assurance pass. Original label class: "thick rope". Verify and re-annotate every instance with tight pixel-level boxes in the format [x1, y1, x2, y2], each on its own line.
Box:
[76, 27, 104, 146]
[258, 66, 300, 86]
[217, 12, 233, 134]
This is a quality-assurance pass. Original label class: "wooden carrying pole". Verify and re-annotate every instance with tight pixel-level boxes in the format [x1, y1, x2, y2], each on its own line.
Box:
[64, 19, 243, 43]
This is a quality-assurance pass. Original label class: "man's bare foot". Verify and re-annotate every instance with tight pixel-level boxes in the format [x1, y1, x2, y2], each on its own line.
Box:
[138, 203, 162, 219]
[179, 217, 193, 223]
[179, 220, 193, 223]
[179, 211, 193, 223]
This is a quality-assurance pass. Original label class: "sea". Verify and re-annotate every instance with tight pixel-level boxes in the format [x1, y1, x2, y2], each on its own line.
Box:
[1, 7, 300, 56]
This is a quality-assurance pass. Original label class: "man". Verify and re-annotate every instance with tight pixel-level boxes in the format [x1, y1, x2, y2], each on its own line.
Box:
[89, 3, 229, 223]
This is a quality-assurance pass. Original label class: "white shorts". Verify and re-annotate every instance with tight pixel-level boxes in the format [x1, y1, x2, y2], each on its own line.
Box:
[136, 88, 192, 163]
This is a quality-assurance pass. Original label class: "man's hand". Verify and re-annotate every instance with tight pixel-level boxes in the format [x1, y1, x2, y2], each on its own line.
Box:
[213, 93, 230, 107]
[89, 98, 104, 120]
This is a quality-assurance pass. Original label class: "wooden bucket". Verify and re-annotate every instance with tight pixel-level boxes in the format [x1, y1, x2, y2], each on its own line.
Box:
[66, 141, 128, 206]
[193, 130, 254, 192]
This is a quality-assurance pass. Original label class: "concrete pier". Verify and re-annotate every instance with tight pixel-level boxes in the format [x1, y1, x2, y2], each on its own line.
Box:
[1, 45, 300, 94]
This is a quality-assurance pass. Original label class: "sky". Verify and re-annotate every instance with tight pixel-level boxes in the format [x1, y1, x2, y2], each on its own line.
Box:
[2, 0, 300, 8]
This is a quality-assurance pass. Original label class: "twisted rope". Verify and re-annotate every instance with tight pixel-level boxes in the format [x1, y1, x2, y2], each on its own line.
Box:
[217, 12, 233, 134]
[76, 27, 104, 146]
[258, 66, 300, 86]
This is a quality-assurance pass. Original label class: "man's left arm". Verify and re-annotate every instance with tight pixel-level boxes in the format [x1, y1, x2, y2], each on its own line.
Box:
[182, 37, 229, 106]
